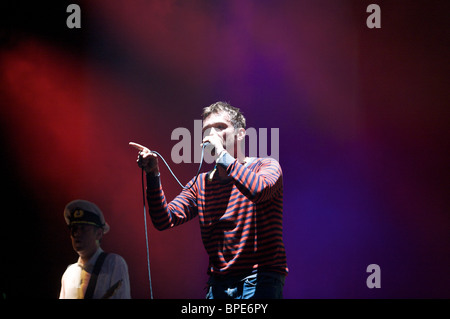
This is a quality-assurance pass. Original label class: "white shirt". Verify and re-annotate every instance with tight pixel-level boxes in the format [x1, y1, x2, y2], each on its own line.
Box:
[59, 248, 131, 299]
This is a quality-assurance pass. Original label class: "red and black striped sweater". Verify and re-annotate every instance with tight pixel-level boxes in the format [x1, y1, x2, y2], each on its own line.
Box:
[146, 153, 288, 278]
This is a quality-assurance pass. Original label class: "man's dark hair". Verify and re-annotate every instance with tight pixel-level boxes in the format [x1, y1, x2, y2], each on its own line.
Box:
[202, 101, 246, 129]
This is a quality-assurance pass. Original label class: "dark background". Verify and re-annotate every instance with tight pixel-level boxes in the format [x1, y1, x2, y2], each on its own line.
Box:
[1, 0, 449, 298]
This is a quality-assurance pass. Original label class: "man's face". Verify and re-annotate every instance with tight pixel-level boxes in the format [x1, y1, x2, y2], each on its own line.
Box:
[202, 111, 238, 156]
[70, 224, 102, 255]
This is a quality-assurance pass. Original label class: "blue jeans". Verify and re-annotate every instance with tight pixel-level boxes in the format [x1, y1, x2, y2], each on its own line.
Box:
[205, 272, 285, 299]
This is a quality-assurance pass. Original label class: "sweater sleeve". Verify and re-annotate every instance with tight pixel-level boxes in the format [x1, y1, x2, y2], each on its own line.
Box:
[146, 174, 199, 231]
[217, 153, 283, 202]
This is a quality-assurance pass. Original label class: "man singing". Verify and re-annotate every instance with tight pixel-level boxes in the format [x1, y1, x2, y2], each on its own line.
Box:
[130, 101, 287, 299]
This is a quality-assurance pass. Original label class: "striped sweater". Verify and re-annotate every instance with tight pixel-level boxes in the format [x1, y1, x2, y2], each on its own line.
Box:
[146, 153, 288, 277]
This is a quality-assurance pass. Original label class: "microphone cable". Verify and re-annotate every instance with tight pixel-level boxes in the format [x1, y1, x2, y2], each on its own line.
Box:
[139, 143, 209, 298]
[147, 143, 209, 190]
[141, 167, 153, 299]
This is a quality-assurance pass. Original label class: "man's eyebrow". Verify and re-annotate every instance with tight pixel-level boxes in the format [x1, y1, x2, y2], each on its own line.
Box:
[202, 121, 228, 132]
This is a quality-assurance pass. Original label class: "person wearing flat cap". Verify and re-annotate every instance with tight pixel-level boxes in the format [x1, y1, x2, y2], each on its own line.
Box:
[59, 199, 131, 299]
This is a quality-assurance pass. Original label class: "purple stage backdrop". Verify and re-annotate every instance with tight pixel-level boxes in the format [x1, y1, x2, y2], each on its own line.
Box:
[1, 0, 449, 298]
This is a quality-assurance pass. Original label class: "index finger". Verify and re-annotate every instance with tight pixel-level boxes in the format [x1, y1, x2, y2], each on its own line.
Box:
[129, 142, 148, 151]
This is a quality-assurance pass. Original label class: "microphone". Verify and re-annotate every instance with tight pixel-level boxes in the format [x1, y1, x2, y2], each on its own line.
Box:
[203, 141, 217, 157]
[203, 142, 216, 152]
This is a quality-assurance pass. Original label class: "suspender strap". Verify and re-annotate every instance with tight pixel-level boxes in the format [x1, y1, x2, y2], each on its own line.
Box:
[84, 252, 108, 299]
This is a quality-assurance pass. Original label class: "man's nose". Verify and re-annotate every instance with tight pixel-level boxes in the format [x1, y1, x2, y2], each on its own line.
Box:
[71, 227, 81, 237]
[209, 127, 218, 135]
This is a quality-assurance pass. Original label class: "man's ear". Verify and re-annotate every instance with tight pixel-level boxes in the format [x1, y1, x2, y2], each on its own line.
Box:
[95, 227, 104, 240]
[236, 128, 246, 142]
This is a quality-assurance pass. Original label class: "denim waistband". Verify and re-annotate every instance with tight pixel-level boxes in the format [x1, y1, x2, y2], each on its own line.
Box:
[208, 271, 285, 286]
